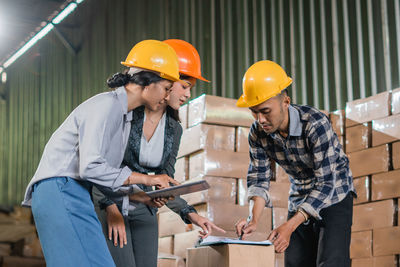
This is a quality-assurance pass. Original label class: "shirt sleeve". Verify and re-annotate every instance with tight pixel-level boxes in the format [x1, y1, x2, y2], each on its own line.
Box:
[77, 98, 133, 190]
[299, 118, 340, 220]
[247, 124, 273, 207]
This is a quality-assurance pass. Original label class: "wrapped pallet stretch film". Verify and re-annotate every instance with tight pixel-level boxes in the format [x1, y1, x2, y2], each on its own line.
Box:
[178, 124, 235, 157]
[372, 114, 400, 146]
[345, 91, 390, 127]
[189, 150, 249, 179]
[188, 94, 254, 128]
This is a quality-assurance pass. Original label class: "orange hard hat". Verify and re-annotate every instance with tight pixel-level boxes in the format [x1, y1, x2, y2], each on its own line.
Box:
[163, 39, 210, 82]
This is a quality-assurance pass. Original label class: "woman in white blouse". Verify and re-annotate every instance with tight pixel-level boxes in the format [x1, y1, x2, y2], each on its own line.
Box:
[22, 40, 183, 267]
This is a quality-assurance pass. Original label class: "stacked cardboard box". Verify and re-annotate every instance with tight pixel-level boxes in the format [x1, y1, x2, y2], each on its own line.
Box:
[158, 95, 279, 266]
[161, 91, 400, 266]
[0, 206, 45, 267]
[345, 90, 400, 267]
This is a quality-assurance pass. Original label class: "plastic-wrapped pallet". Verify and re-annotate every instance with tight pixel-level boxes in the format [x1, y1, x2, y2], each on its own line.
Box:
[178, 124, 235, 157]
[188, 94, 253, 128]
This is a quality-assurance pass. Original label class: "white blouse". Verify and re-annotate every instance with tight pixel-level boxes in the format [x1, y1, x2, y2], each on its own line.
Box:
[139, 112, 166, 168]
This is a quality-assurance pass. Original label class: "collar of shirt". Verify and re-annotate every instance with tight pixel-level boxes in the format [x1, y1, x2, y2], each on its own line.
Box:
[288, 105, 302, 137]
[115, 86, 133, 122]
[268, 105, 302, 140]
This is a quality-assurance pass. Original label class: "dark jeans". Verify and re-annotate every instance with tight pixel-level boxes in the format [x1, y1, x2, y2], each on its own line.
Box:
[285, 193, 353, 267]
[95, 204, 158, 267]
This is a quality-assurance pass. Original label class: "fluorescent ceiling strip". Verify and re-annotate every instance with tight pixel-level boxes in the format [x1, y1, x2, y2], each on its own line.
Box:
[3, 24, 54, 68]
[2, 0, 83, 68]
[52, 2, 77, 24]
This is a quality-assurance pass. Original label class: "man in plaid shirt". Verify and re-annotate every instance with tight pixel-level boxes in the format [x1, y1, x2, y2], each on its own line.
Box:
[235, 60, 355, 267]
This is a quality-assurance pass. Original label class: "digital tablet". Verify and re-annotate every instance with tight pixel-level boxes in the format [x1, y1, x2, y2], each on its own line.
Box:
[146, 180, 210, 199]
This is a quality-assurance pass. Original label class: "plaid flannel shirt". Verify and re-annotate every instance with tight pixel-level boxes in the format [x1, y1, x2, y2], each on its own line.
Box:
[247, 104, 355, 220]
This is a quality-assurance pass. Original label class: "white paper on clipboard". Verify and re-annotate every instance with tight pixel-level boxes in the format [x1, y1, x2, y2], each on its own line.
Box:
[145, 180, 210, 199]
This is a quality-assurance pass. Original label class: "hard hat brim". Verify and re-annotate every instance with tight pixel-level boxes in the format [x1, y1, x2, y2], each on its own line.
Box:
[121, 61, 188, 86]
[236, 95, 251, 107]
[179, 70, 210, 83]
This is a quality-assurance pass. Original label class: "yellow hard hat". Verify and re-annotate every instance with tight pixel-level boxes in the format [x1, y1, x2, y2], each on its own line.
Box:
[121, 40, 182, 83]
[236, 60, 292, 107]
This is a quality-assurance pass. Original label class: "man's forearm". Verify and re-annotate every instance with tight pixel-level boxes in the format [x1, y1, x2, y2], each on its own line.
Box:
[249, 196, 266, 224]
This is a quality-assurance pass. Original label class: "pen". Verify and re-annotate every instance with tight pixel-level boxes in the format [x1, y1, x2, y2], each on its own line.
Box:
[239, 215, 252, 240]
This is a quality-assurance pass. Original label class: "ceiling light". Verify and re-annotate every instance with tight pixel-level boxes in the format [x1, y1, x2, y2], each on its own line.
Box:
[2, 0, 83, 69]
[52, 3, 77, 24]
[3, 24, 54, 68]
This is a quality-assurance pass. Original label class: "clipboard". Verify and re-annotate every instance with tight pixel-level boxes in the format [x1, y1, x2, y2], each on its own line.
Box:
[198, 235, 272, 247]
[146, 180, 210, 199]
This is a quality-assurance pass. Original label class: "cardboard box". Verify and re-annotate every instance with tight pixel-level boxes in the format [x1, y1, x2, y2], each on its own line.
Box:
[189, 150, 249, 179]
[158, 236, 174, 254]
[275, 163, 290, 183]
[0, 243, 11, 256]
[272, 207, 288, 229]
[10, 206, 33, 223]
[178, 124, 236, 157]
[345, 123, 370, 153]
[181, 176, 237, 206]
[0, 224, 36, 242]
[372, 114, 400, 146]
[237, 179, 247, 206]
[371, 170, 400, 201]
[158, 211, 192, 237]
[347, 145, 389, 177]
[351, 255, 397, 267]
[330, 110, 345, 136]
[195, 203, 271, 233]
[338, 135, 345, 148]
[1, 256, 46, 267]
[173, 230, 201, 259]
[275, 252, 285, 267]
[236, 127, 250, 153]
[350, 231, 372, 258]
[157, 254, 185, 267]
[345, 91, 390, 127]
[157, 205, 170, 214]
[188, 94, 254, 128]
[352, 200, 395, 232]
[392, 87, 400, 115]
[238, 180, 290, 208]
[373, 226, 400, 256]
[270, 182, 290, 208]
[393, 141, 400, 170]
[174, 157, 187, 183]
[179, 104, 188, 129]
[186, 244, 275, 267]
[22, 234, 43, 258]
[353, 176, 370, 205]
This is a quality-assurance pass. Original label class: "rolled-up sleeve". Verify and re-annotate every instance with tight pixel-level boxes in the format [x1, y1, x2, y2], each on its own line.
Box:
[247, 124, 273, 207]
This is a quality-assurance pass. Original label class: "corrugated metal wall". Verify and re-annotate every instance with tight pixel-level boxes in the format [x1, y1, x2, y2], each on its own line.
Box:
[0, 0, 399, 205]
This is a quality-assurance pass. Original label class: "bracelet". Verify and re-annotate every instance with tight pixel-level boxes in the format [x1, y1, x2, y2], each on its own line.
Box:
[297, 208, 309, 222]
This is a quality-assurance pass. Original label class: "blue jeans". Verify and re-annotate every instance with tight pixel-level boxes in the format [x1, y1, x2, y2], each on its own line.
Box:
[31, 177, 115, 267]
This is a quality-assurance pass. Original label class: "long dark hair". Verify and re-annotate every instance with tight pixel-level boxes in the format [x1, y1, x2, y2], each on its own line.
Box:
[167, 106, 180, 123]
[106, 69, 164, 88]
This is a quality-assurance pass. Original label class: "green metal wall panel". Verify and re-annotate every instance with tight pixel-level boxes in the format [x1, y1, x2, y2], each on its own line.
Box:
[0, 0, 399, 204]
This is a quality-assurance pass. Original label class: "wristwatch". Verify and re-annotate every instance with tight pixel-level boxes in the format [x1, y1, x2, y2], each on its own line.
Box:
[297, 208, 309, 222]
